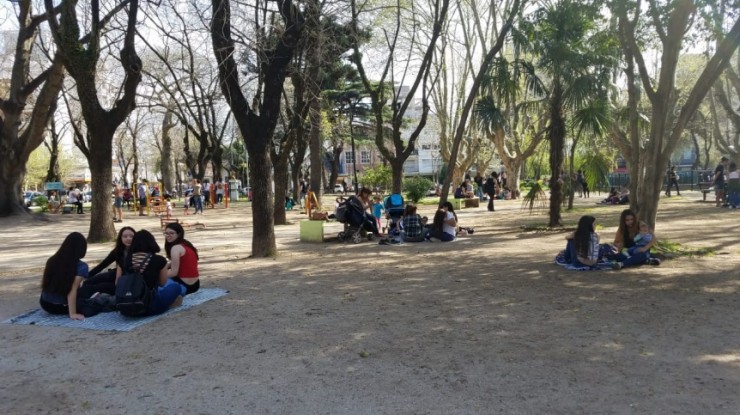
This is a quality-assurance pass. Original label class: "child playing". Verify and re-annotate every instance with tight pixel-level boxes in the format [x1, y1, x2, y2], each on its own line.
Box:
[165, 196, 173, 219]
[372, 197, 385, 233]
[623, 221, 653, 257]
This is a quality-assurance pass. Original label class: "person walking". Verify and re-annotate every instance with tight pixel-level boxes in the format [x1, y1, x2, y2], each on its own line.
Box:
[714, 156, 729, 207]
[484, 172, 498, 212]
[192, 179, 204, 214]
[113, 183, 123, 222]
[665, 166, 681, 196]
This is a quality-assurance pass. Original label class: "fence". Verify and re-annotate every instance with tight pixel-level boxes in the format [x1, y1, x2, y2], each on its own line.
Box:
[605, 169, 715, 192]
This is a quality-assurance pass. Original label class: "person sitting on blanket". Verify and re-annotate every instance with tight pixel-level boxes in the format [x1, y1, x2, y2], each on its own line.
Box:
[116, 230, 183, 315]
[400, 204, 425, 242]
[40, 232, 89, 320]
[163, 222, 201, 295]
[81, 227, 135, 297]
[611, 209, 660, 269]
[562, 215, 600, 268]
[427, 209, 456, 242]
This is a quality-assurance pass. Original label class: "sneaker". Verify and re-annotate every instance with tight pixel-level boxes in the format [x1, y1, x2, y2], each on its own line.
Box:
[648, 258, 661, 266]
[612, 262, 623, 270]
[389, 239, 401, 245]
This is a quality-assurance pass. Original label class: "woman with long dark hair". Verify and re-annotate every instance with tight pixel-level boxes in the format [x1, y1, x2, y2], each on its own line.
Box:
[116, 230, 182, 315]
[428, 209, 456, 242]
[163, 222, 201, 295]
[611, 209, 658, 269]
[82, 227, 135, 296]
[563, 215, 600, 268]
[40, 232, 89, 319]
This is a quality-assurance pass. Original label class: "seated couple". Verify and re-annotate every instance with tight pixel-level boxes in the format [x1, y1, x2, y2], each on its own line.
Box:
[559, 209, 660, 270]
[40, 223, 201, 320]
[454, 179, 476, 199]
[426, 201, 474, 242]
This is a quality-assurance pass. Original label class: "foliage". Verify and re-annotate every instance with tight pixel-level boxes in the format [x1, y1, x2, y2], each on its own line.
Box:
[33, 195, 49, 212]
[403, 176, 434, 203]
[520, 179, 549, 214]
[652, 239, 715, 259]
[359, 164, 392, 190]
[579, 151, 615, 192]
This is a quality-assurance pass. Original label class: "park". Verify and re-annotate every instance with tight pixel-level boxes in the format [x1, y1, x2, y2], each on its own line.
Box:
[1, 0, 740, 412]
[1, 192, 738, 413]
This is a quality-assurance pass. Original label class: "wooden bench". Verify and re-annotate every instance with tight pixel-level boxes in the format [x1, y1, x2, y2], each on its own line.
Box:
[464, 199, 480, 208]
[700, 188, 713, 201]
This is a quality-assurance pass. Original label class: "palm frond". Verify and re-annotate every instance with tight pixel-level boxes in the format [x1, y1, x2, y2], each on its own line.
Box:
[520, 180, 549, 214]
[571, 101, 611, 138]
[563, 74, 598, 110]
[475, 96, 507, 132]
[579, 152, 614, 192]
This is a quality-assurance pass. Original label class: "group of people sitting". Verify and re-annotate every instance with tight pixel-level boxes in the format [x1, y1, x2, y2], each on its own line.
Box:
[599, 187, 630, 205]
[40, 222, 200, 320]
[557, 209, 661, 270]
[386, 201, 474, 243]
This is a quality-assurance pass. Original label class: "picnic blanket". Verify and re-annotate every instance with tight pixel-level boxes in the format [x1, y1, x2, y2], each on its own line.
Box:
[3, 288, 228, 332]
[554, 249, 615, 271]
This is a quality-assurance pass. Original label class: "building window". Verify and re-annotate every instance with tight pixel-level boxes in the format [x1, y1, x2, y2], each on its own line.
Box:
[361, 151, 371, 164]
[345, 151, 354, 164]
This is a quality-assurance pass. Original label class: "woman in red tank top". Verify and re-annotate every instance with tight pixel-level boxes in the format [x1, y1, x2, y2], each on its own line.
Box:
[163, 223, 200, 295]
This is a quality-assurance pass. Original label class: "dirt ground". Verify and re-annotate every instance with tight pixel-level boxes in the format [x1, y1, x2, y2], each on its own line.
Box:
[1, 191, 738, 414]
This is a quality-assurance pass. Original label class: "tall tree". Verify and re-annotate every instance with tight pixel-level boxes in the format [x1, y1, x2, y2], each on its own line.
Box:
[45, 0, 142, 241]
[616, 0, 740, 227]
[211, 0, 304, 257]
[521, 0, 617, 226]
[0, 0, 65, 215]
[349, 0, 451, 193]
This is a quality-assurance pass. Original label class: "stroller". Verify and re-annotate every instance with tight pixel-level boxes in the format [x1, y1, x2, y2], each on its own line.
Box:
[383, 193, 405, 237]
[335, 196, 377, 243]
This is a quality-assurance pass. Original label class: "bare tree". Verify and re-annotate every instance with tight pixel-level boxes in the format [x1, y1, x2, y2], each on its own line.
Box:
[0, 1, 65, 215]
[211, 0, 304, 257]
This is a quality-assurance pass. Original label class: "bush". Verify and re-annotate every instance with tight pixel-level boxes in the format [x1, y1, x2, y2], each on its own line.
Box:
[403, 176, 434, 203]
[33, 195, 49, 212]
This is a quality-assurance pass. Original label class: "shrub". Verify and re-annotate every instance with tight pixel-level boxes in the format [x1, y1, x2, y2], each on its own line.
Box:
[403, 176, 434, 203]
[33, 195, 49, 212]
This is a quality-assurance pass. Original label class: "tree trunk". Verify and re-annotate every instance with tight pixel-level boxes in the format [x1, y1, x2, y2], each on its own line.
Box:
[273, 154, 290, 225]
[291, 133, 309, 202]
[547, 85, 565, 228]
[249, 148, 276, 257]
[0, 158, 28, 215]
[160, 111, 176, 193]
[45, 139, 61, 183]
[87, 134, 116, 242]
[309, 96, 323, 204]
[391, 159, 404, 194]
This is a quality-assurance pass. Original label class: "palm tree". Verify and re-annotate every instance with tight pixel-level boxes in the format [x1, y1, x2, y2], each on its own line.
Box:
[520, 0, 619, 227]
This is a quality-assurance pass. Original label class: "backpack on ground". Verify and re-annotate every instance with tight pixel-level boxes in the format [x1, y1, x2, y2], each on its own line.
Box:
[115, 254, 154, 317]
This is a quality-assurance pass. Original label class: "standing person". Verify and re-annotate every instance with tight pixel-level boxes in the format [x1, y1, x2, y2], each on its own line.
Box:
[713, 156, 729, 207]
[192, 179, 203, 214]
[500, 171, 508, 189]
[576, 170, 585, 198]
[581, 172, 590, 198]
[665, 166, 681, 196]
[67, 187, 83, 214]
[372, 196, 385, 232]
[484, 172, 499, 211]
[113, 183, 123, 222]
[216, 179, 225, 204]
[341, 179, 348, 195]
[137, 180, 148, 216]
[203, 181, 212, 209]
[116, 230, 182, 316]
[40, 232, 89, 320]
[164, 222, 201, 295]
[299, 178, 308, 206]
[82, 227, 135, 296]
[474, 172, 484, 201]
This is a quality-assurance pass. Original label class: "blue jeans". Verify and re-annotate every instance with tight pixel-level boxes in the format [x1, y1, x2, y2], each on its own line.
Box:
[193, 195, 203, 213]
[614, 250, 650, 267]
[148, 279, 182, 316]
[564, 239, 590, 267]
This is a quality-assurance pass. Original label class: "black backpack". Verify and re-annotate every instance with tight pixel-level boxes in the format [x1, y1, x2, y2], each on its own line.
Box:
[115, 254, 154, 317]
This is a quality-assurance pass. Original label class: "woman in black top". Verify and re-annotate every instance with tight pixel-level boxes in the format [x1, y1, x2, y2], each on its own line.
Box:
[81, 227, 135, 297]
[116, 230, 182, 315]
[40, 232, 89, 320]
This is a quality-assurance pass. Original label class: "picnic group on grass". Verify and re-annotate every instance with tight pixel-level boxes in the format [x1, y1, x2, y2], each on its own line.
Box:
[40, 223, 200, 320]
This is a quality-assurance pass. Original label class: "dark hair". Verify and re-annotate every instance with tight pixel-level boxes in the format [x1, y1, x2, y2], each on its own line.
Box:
[617, 209, 637, 248]
[431, 209, 447, 236]
[730, 161, 737, 171]
[114, 226, 136, 258]
[404, 204, 417, 216]
[359, 187, 372, 198]
[574, 216, 596, 258]
[129, 230, 160, 255]
[164, 222, 199, 260]
[41, 232, 87, 296]
[440, 201, 458, 221]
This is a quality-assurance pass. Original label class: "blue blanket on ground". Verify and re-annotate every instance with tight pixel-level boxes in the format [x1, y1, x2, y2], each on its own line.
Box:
[554, 251, 615, 271]
[3, 288, 228, 332]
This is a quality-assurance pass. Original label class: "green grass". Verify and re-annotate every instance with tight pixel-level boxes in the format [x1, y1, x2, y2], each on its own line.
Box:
[652, 239, 715, 259]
